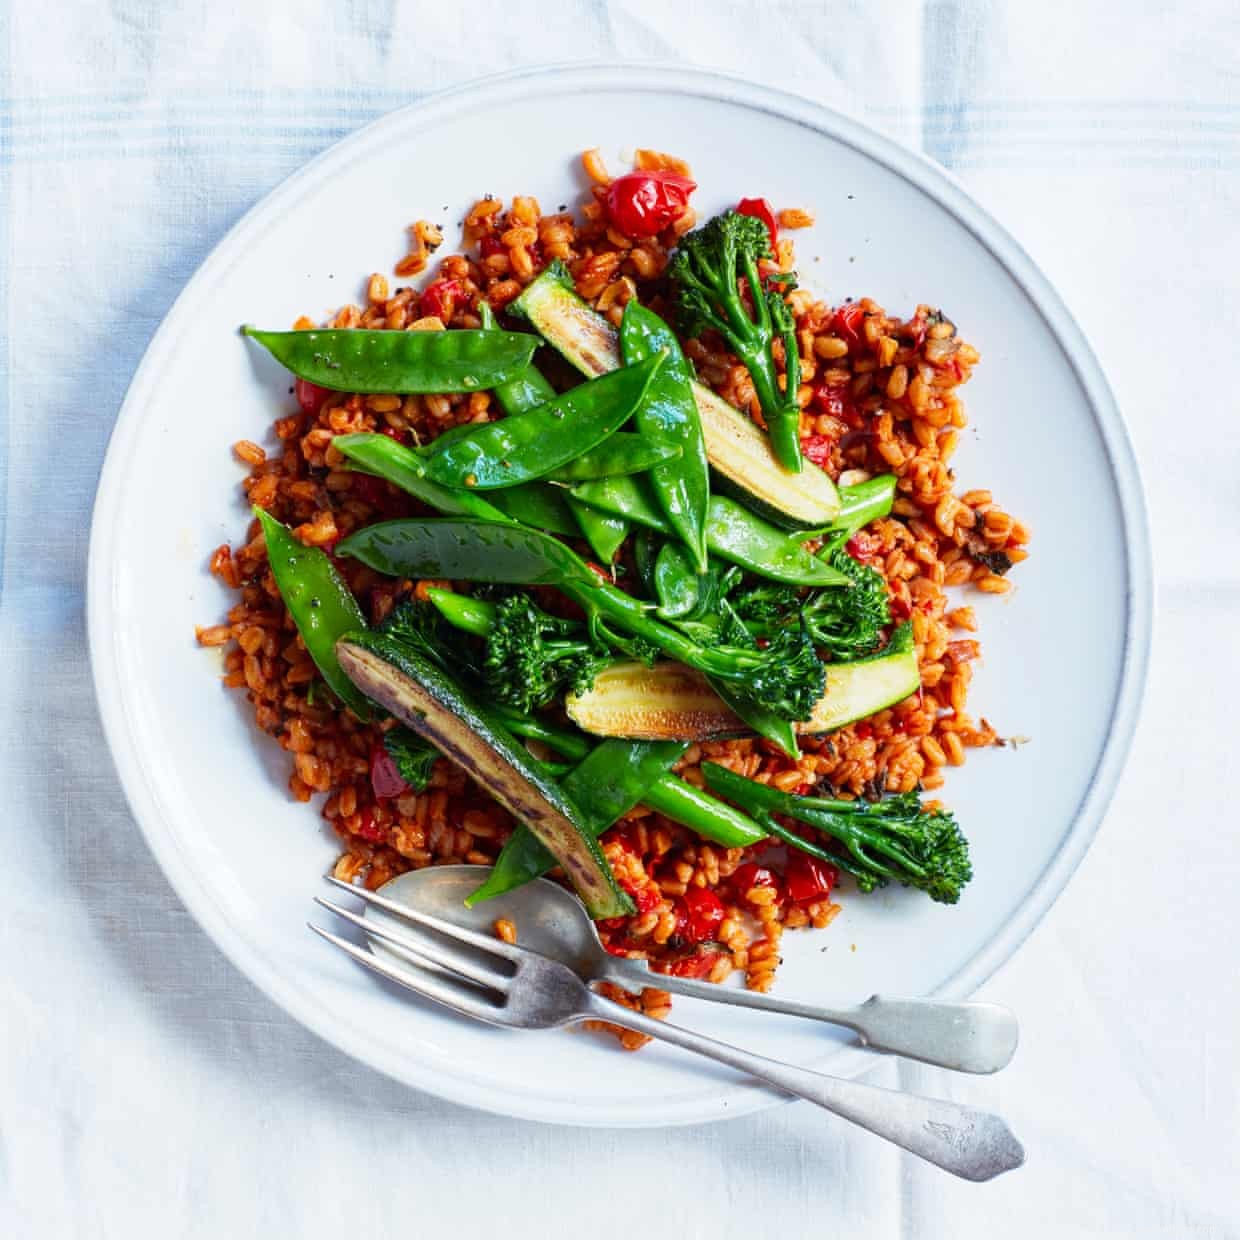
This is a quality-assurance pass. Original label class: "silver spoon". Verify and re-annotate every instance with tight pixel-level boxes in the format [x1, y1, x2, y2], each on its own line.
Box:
[312, 874, 1024, 1180]
[365, 864, 1017, 1074]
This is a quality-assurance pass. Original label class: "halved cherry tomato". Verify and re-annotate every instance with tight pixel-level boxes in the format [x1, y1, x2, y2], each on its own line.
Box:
[786, 852, 839, 904]
[419, 278, 463, 323]
[831, 302, 867, 352]
[605, 171, 696, 239]
[295, 377, 331, 415]
[370, 743, 409, 800]
[846, 532, 881, 562]
[736, 196, 778, 248]
[665, 951, 722, 979]
[813, 380, 859, 427]
[675, 888, 725, 943]
[622, 880, 662, 916]
[730, 863, 781, 902]
[354, 807, 386, 843]
[802, 434, 834, 468]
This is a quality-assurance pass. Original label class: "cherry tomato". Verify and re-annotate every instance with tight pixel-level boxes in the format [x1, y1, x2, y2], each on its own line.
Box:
[786, 852, 839, 904]
[845, 532, 881, 562]
[604, 171, 696, 239]
[813, 380, 859, 427]
[666, 951, 721, 980]
[354, 807, 386, 843]
[675, 888, 725, 943]
[419, 278, 463, 323]
[295, 377, 331, 415]
[731, 863, 781, 902]
[622, 879, 662, 916]
[370, 743, 409, 800]
[802, 434, 834, 468]
[478, 234, 505, 258]
[736, 196, 778, 248]
[831, 302, 867, 352]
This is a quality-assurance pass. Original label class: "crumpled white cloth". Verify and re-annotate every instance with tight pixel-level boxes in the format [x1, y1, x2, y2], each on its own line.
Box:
[2, 2, 1237, 1237]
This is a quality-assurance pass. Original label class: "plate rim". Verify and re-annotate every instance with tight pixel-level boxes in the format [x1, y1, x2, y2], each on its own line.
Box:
[87, 61, 1153, 1127]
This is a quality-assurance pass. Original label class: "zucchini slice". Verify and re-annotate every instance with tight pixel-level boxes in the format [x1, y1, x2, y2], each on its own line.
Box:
[566, 660, 748, 742]
[336, 633, 634, 919]
[798, 623, 921, 734]
[512, 263, 840, 528]
[567, 623, 921, 740]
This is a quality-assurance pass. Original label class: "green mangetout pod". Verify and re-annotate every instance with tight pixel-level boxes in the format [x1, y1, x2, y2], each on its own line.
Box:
[241, 326, 538, 393]
[571, 476, 849, 588]
[333, 433, 507, 521]
[620, 300, 711, 572]
[423, 353, 665, 490]
[254, 507, 370, 718]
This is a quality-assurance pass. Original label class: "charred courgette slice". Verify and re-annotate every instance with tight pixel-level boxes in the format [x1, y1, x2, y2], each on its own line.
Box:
[336, 632, 634, 920]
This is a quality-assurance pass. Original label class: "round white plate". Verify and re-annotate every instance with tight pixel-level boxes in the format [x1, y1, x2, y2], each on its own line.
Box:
[88, 64, 1151, 1127]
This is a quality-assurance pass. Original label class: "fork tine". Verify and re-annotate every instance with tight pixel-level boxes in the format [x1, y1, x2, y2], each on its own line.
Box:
[314, 896, 511, 993]
[324, 874, 526, 963]
[308, 923, 505, 1024]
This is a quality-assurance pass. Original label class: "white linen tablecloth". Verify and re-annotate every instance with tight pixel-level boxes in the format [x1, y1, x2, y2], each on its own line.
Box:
[2, 2, 1237, 1236]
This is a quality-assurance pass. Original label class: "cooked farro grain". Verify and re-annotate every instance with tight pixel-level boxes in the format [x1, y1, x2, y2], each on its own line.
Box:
[201, 151, 1029, 1029]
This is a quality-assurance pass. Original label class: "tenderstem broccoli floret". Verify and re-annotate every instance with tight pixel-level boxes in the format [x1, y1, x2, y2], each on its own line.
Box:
[668, 209, 804, 473]
[703, 763, 973, 905]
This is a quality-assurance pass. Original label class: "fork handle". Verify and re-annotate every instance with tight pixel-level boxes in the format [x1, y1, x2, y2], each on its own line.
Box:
[585, 995, 1024, 1181]
[603, 959, 1017, 1074]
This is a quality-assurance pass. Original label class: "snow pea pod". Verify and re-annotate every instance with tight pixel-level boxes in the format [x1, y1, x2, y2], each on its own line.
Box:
[832, 474, 898, 537]
[466, 737, 687, 905]
[620, 301, 711, 572]
[253, 507, 370, 719]
[241, 325, 537, 393]
[570, 476, 850, 587]
[548, 434, 680, 482]
[423, 353, 665, 490]
[480, 301, 560, 417]
[333, 433, 507, 521]
[488, 483, 581, 537]
[653, 542, 701, 619]
[479, 302, 630, 558]
[566, 498, 629, 564]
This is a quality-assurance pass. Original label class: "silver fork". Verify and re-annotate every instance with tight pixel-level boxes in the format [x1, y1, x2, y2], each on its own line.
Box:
[311, 880, 1025, 1181]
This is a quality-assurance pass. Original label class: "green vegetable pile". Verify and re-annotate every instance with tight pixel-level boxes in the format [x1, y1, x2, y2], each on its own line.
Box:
[241, 208, 971, 919]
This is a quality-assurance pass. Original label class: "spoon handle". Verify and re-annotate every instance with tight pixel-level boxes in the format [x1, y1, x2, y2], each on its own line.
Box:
[603, 960, 1017, 1074]
[587, 995, 1024, 1181]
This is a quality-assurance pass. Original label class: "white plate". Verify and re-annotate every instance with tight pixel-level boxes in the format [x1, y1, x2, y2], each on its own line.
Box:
[88, 64, 1151, 1127]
